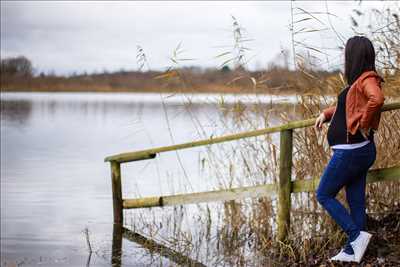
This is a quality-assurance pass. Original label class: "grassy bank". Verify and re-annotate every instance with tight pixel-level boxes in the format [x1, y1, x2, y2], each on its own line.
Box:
[0, 67, 337, 95]
[2, 67, 399, 97]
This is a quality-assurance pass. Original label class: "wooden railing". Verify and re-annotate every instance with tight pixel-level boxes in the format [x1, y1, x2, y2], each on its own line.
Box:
[104, 102, 400, 242]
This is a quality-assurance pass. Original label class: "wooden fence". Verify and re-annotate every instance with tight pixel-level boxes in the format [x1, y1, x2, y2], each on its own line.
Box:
[105, 102, 400, 242]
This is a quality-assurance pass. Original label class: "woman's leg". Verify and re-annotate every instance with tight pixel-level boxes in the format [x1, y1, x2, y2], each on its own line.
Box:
[342, 169, 367, 254]
[316, 149, 360, 242]
[343, 142, 376, 254]
[346, 171, 367, 230]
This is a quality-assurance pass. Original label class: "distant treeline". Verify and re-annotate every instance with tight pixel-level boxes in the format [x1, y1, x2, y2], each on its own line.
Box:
[1, 55, 398, 96]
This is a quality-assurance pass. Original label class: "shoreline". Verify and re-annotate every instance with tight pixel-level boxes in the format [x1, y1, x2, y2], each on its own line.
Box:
[2, 89, 399, 98]
[0, 88, 314, 96]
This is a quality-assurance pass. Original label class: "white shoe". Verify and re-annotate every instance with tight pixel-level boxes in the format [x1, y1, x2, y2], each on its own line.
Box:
[329, 249, 355, 262]
[350, 231, 372, 263]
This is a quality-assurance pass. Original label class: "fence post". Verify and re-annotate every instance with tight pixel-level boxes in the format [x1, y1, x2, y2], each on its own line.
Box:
[111, 222, 123, 266]
[111, 161, 123, 225]
[277, 129, 293, 242]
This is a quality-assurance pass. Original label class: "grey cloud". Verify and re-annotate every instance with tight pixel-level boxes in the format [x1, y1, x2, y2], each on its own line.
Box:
[0, 1, 388, 75]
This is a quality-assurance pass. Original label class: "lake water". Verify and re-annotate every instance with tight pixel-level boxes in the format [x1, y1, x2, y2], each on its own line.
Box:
[1, 92, 310, 266]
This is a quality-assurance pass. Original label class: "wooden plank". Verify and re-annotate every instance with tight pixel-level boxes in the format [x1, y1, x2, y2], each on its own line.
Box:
[123, 196, 161, 209]
[277, 129, 293, 242]
[123, 183, 277, 209]
[104, 119, 312, 163]
[381, 102, 400, 112]
[105, 152, 156, 163]
[292, 165, 400, 193]
[365, 165, 400, 183]
[111, 161, 123, 224]
[122, 227, 206, 267]
[104, 102, 400, 163]
[122, 166, 399, 210]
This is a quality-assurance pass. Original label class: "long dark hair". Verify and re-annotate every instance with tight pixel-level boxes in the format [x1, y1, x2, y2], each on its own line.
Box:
[344, 36, 376, 86]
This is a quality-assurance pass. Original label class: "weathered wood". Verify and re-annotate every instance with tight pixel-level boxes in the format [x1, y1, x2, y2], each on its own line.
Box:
[111, 161, 123, 224]
[292, 165, 400, 193]
[122, 166, 399, 210]
[277, 129, 293, 242]
[123, 183, 277, 209]
[103, 120, 312, 163]
[105, 152, 155, 163]
[111, 222, 122, 267]
[122, 227, 206, 267]
[123, 196, 161, 209]
[104, 102, 400, 163]
[365, 165, 400, 183]
[381, 102, 400, 112]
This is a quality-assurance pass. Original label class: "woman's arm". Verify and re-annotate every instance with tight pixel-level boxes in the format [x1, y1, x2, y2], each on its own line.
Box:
[359, 77, 385, 130]
[322, 106, 336, 122]
[315, 105, 336, 129]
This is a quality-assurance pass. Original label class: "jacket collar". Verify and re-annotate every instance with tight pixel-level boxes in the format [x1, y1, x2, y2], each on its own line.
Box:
[349, 70, 384, 90]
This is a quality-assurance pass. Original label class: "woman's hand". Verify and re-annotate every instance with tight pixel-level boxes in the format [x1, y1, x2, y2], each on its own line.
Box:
[314, 113, 326, 130]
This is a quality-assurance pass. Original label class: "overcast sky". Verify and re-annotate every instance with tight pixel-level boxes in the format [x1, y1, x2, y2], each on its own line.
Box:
[0, 1, 394, 75]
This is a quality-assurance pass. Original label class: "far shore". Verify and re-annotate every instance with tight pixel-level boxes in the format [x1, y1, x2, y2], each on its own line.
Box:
[2, 88, 399, 99]
[0, 87, 329, 96]
[0, 85, 316, 96]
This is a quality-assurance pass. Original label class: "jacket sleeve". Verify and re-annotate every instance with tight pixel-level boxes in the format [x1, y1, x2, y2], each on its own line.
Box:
[322, 106, 336, 122]
[359, 77, 385, 129]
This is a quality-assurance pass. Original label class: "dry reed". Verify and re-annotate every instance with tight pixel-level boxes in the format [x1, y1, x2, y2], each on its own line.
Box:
[123, 3, 400, 266]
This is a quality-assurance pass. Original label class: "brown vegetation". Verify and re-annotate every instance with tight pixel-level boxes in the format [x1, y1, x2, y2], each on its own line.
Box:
[1, 60, 343, 95]
[116, 3, 400, 266]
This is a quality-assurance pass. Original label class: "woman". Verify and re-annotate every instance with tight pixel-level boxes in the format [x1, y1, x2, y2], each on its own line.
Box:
[314, 36, 385, 263]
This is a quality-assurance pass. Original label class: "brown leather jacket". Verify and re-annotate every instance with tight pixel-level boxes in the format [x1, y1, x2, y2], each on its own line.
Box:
[323, 70, 385, 139]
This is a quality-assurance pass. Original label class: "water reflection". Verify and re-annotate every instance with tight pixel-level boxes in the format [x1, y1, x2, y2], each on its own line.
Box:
[0, 100, 33, 126]
[111, 224, 122, 267]
[110, 223, 205, 267]
[0, 92, 302, 265]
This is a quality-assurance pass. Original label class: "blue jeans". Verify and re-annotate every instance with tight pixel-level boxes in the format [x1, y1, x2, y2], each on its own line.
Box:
[316, 140, 376, 254]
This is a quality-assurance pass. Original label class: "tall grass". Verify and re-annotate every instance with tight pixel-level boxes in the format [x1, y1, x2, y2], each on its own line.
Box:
[123, 2, 400, 266]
